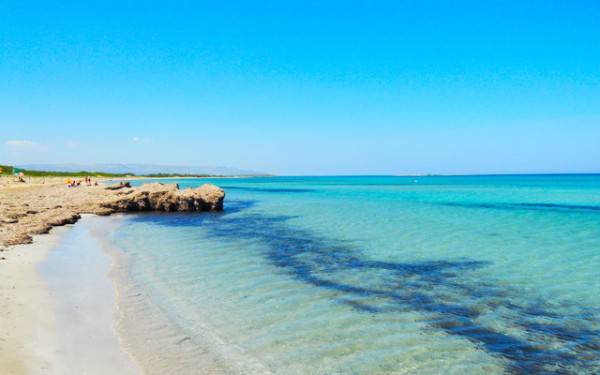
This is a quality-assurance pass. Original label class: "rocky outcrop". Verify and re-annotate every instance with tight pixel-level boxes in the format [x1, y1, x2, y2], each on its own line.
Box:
[99, 183, 224, 212]
[0, 181, 225, 250]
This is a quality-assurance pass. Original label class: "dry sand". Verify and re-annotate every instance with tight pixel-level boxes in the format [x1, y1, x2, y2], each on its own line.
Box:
[0, 176, 118, 250]
[0, 230, 61, 374]
[0, 176, 223, 251]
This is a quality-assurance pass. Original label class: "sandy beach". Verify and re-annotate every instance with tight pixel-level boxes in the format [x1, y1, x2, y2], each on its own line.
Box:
[0, 230, 61, 374]
[0, 177, 225, 374]
[0, 221, 141, 374]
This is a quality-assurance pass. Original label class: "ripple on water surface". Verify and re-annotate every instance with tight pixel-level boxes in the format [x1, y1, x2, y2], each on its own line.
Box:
[115, 175, 600, 374]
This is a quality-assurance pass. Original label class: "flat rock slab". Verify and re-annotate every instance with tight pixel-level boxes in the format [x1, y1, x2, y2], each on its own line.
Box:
[0, 182, 224, 250]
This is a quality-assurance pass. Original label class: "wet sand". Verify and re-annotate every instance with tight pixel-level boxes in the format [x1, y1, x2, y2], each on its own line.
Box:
[0, 217, 141, 374]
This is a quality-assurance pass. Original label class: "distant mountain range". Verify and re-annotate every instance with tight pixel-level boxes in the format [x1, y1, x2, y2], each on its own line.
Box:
[17, 163, 268, 176]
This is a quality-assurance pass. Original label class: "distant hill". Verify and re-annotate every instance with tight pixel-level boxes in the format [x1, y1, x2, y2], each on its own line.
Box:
[17, 164, 268, 177]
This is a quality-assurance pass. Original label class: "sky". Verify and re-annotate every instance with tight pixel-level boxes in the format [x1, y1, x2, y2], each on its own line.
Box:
[1, 1, 599, 175]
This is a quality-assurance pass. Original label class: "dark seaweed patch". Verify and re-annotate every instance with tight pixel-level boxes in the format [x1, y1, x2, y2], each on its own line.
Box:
[130, 202, 600, 374]
[438, 201, 600, 213]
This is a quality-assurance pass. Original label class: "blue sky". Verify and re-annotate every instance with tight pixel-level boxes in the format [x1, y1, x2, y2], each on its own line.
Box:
[1, 1, 599, 175]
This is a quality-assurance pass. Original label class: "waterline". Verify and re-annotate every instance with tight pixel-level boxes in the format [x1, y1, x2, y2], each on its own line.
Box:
[97, 175, 600, 373]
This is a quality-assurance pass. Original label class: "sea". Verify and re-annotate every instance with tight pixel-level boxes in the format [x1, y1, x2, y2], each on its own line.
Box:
[52, 175, 600, 374]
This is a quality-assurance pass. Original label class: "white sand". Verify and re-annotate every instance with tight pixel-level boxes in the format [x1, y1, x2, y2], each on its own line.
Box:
[0, 218, 141, 374]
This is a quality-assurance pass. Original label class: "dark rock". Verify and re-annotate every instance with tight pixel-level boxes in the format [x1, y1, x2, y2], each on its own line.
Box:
[105, 182, 132, 190]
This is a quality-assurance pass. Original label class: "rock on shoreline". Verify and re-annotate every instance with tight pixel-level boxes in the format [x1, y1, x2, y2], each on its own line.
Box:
[100, 183, 224, 212]
[0, 182, 224, 250]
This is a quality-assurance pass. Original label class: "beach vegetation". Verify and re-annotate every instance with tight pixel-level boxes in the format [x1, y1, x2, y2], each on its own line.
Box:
[0, 164, 229, 178]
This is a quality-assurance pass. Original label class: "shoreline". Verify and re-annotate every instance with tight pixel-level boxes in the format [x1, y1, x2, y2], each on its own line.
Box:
[0, 212, 269, 374]
[0, 179, 224, 251]
[0, 228, 65, 374]
[0, 216, 142, 374]
[0, 179, 224, 374]
[102, 217, 272, 374]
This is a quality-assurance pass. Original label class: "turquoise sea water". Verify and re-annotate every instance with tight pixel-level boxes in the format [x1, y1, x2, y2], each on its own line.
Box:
[111, 175, 600, 374]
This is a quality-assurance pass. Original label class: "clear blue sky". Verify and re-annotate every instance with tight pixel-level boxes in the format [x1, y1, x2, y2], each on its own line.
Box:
[1, 1, 599, 175]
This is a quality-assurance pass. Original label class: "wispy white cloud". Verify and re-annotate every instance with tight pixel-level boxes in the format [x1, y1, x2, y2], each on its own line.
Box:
[132, 137, 152, 144]
[65, 140, 80, 149]
[5, 140, 47, 152]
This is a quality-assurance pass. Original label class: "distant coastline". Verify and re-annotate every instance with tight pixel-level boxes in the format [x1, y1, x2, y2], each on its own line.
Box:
[1, 163, 272, 180]
[15, 163, 269, 177]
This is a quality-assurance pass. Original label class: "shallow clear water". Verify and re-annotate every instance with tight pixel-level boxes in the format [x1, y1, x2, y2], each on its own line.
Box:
[111, 175, 600, 374]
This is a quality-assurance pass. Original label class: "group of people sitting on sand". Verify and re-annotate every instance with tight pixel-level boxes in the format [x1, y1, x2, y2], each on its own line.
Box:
[66, 176, 98, 188]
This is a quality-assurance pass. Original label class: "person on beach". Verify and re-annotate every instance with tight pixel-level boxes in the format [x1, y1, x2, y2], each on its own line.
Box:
[16, 172, 26, 183]
[66, 178, 80, 188]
